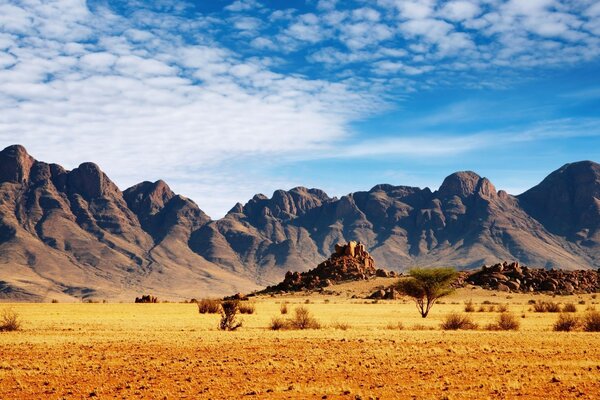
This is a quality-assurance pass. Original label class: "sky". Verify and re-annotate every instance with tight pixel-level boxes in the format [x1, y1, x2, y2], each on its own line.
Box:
[0, 0, 599, 218]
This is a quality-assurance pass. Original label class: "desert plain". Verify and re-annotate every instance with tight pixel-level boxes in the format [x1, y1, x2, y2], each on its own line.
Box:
[1, 281, 600, 399]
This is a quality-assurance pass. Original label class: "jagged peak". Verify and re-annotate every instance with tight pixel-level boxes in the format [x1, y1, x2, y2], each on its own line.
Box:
[0, 144, 35, 184]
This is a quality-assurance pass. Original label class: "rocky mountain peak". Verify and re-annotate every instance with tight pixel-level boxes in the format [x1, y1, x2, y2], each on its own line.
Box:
[67, 162, 118, 200]
[0, 144, 35, 184]
[124, 180, 175, 217]
[438, 171, 496, 199]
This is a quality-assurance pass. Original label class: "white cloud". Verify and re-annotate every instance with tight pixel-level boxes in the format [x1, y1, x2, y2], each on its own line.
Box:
[439, 1, 481, 22]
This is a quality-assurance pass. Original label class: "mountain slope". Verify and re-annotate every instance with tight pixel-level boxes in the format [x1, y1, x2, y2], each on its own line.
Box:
[0, 144, 598, 301]
[0, 145, 259, 301]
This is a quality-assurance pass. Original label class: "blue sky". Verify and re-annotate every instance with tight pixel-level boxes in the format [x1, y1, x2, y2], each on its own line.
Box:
[0, 0, 599, 217]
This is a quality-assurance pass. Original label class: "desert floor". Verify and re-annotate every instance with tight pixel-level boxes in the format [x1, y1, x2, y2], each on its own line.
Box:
[1, 282, 600, 399]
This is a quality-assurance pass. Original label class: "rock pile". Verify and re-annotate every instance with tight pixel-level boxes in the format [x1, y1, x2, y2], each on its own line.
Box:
[135, 295, 158, 303]
[265, 241, 394, 292]
[466, 261, 600, 294]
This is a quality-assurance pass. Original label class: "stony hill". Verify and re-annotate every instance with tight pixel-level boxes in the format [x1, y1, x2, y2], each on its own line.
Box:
[0, 144, 598, 301]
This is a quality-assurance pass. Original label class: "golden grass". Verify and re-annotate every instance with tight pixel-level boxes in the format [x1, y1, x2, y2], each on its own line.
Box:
[1, 288, 600, 398]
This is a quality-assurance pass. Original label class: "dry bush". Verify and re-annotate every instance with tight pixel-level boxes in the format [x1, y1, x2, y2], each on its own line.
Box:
[219, 300, 242, 331]
[332, 321, 351, 330]
[269, 317, 289, 330]
[289, 306, 320, 330]
[51, 299, 59, 304]
[280, 302, 288, 314]
[562, 303, 577, 313]
[385, 321, 404, 330]
[477, 305, 486, 312]
[546, 302, 562, 312]
[411, 324, 435, 331]
[0, 308, 21, 332]
[440, 313, 478, 330]
[238, 302, 255, 314]
[487, 312, 520, 331]
[583, 311, 600, 332]
[533, 301, 561, 313]
[197, 298, 221, 314]
[464, 300, 475, 312]
[487, 305, 496, 312]
[497, 304, 509, 313]
[553, 313, 580, 332]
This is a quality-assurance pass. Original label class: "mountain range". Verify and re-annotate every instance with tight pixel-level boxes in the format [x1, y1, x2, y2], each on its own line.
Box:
[0, 144, 598, 301]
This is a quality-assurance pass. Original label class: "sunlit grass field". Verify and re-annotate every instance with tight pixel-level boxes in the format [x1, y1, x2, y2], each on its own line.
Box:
[2, 286, 600, 399]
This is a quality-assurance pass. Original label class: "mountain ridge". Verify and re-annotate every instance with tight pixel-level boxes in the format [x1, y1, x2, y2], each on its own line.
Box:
[1, 144, 598, 301]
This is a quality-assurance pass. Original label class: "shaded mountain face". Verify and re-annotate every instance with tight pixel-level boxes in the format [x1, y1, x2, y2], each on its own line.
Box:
[1, 144, 599, 301]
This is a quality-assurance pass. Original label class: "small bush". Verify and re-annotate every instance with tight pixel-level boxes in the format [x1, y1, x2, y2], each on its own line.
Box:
[533, 301, 561, 313]
[497, 304, 509, 313]
[385, 321, 404, 330]
[583, 311, 600, 332]
[197, 298, 221, 314]
[464, 300, 475, 312]
[496, 312, 520, 331]
[562, 303, 577, 313]
[289, 306, 320, 330]
[441, 313, 478, 330]
[269, 317, 289, 330]
[332, 321, 351, 330]
[533, 301, 547, 312]
[527, 299, 537, 305]
[304, 299, 311, 304]
[280, 302, 288, 314]
[238, 302, 255, 314]
[546, 302, 562, 313]
[51, 299, 59, 304]
[219, 300, 242, 331]
[579, 300, 586, 305]
[553, 313, 580, 332]
[487, 305, 496, 312]
[0, 308, 21, 332]
[477, 305, 486, 312]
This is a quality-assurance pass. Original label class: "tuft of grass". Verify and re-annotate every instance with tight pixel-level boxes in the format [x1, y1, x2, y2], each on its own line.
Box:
[385, 321, 404, 330]
[280, 302, 288, 314]
[497, 304, 509, 313]
[562, 303, 577, 313]
[486, 312, 520, 331]
[0, 308, 21, 332]
[238, 302, 255, 314]
[553, 313, 580, 332]
[332, 321, 351, 331]
[269, 317, 289, 331]
[197, 298, 221, 314]
[533, 301, 561, 313]
[440, 313, 478, 330]
[464, 300, 475, 312]
[583, 311, 600, 332]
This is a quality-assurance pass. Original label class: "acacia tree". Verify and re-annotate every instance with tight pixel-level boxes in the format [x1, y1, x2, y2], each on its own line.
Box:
[397, 267, 458, 318]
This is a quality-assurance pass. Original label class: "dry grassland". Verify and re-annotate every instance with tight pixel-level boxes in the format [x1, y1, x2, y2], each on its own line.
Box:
[1, 285, 600, 399]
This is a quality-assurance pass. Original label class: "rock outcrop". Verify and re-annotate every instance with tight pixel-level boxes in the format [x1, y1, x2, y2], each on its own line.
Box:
[264, 241, 391, 292]
[466, 261, 600, 294]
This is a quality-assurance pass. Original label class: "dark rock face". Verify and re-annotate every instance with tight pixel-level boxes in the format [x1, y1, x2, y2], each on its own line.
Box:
[467, 261, 600, 294]
[263, 241, 387, 292]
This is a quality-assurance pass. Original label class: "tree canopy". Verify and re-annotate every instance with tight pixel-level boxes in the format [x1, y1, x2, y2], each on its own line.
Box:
[396, 267, 458, 318]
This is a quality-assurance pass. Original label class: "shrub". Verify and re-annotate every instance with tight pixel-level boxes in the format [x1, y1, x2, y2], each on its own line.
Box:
[51, 299, 59, 304]
[385, 321, 404, 330]
[0, 308, 21, 332]
[269, 317, 289, 330]
[546, 302, 562, 313]
[553, 313, 580, 332]
[477, 305, 486, 312]
[238, 302, 255, 314]
[487, 305, 496, 312]
[464, 300, 475, 312]
[579, 300, 586, 305]
[219, 300, 242, 331]
[496, 312, 520, 331]
[440, 313, 478, 330]
[562, 303, 577, 313]
[583, 311, 600, 332]
[527, 299, 537, 305]
[289, 306, 320, 330]
[332, 321, 351, 330]
[197, 298, 221, 314]
[280, 302, 288, 314]
[533, 301, 547, 312]
[497, 304, 508, 313]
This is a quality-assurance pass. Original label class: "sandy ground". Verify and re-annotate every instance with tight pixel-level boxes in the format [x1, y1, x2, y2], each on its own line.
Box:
[1, 286, 600, 399]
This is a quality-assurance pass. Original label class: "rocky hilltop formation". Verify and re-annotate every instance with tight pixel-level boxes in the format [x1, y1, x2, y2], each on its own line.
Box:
[467, 261, 600, 294]
[0, 144, 599, 301]
[263, 241, 393, 292]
